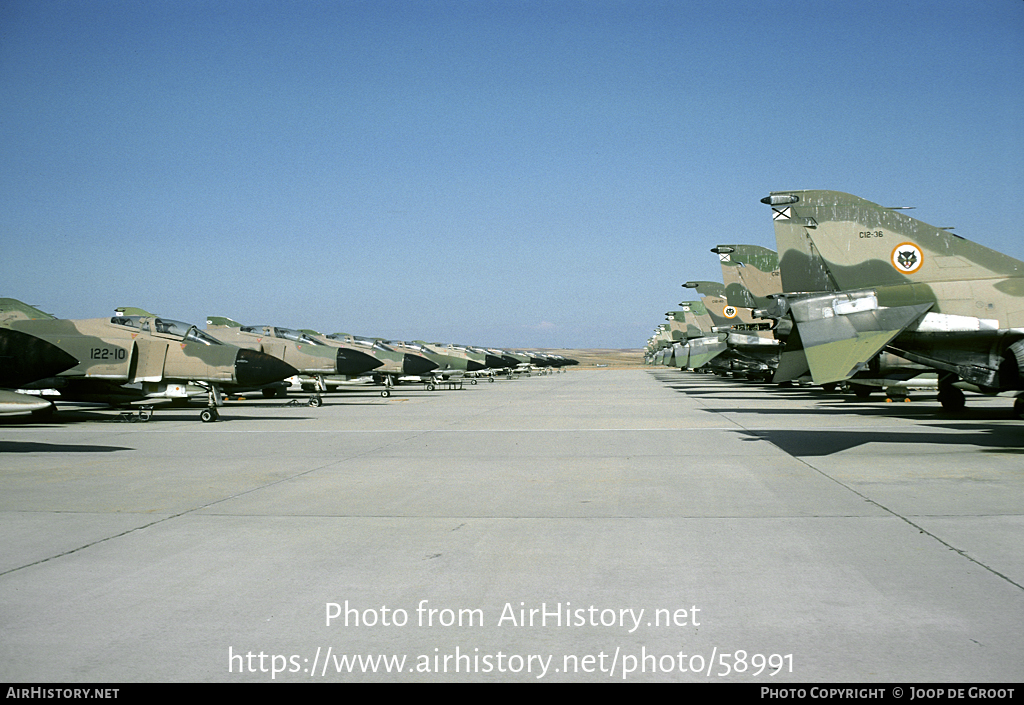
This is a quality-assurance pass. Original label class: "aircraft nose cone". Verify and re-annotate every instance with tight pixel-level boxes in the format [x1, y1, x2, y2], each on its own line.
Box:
[234, 348, 298, 387]
[484, 354, 505, 369]
[466, 359, 485, 371]
[335, 347, 384, 375]
[0, 328, 79, 387]
[403, 353, 438, 375]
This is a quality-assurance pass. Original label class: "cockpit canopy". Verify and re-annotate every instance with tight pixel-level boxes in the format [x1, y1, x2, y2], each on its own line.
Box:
[327, 333, 395, 352]
[112, 316, 223, 345]
[239, 325, 323, 345]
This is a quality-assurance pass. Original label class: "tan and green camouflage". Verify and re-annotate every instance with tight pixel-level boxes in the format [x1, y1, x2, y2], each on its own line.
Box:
[763, 190, 1024, 411]
[0, 299, 296, 417]
[713, 244, 782, 310]
[683, 280, 780, 379]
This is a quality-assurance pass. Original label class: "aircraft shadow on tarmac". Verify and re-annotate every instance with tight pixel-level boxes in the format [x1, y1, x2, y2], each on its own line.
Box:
[0, 440, 133, 453]
[737, 426, 1024, 457]
[0, 409, 320, 425]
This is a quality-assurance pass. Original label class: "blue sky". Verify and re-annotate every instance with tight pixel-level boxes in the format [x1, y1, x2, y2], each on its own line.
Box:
[2, 0, 1022, 349]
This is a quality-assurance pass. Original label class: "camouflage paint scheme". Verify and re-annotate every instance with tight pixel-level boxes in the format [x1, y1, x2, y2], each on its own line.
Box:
[0, 299, 296, 418]
[646, 302, 726, 371]
[712, 244, 782, 310]
[204, 317, 384, 396]
[762, 190, 1024, 413]
[682, 280, 780, 379]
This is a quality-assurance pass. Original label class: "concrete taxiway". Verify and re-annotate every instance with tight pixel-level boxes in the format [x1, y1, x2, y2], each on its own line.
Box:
[1, 370, 1022, 682]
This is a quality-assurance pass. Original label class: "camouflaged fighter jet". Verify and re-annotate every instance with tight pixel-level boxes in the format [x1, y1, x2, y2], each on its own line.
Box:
[655, 303, 727, 371]
[301, 330, 420, 394]
[425, 343, 507, 381]
[0, 299, 297, 421]
[760, 190, 1024, 415]
[203, 317, 382, 402]
[682, 280, 780, 380]
[322, 334, 438, 396]
[409, 340, 486, 379]
[715, 244, 934, 396]
[645, 320, 677, 366]
[0, 326, 79, 416]
[384, 340, 479, 387]
[712, 244, 783, 310]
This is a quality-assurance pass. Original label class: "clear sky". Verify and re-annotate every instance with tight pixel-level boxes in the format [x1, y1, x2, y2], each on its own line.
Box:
[2, 0, 1022, 349]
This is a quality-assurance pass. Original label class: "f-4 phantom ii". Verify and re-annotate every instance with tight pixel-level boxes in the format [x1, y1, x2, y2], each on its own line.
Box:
[682, 280, 780, 381]
[319, 333, 438, 396]
[651, 303, 727, 371]
[760, 190, 1024, 415]
[0, 299, 297, 421]
[203, 317, 383, 402]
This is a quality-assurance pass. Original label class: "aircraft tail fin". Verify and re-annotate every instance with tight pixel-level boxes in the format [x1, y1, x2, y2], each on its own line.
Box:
[0, 298, 58, 322]
[713, 245, 782, 308]
[765, 190, 1024, 292]
[206, 316, 243, 328]
[115, 306, 157, 317]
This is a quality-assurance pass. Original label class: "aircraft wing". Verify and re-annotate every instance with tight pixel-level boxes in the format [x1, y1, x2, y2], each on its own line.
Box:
[786, 292, 932, 384]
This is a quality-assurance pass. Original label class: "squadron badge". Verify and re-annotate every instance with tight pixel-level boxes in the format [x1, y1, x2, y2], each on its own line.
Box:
[891, 242, 924, 274]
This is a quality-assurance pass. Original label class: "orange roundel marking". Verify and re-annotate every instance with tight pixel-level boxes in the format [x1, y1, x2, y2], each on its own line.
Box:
[891, 242, 923, 274]
[723, 306, 738, 319]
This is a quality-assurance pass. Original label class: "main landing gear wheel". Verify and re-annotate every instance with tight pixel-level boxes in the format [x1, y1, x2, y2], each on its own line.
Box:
[308, 395, 322, 407]
[937, 385, 966, 412]
[200, 408, 220, 423]
[381, 389, 391, 397]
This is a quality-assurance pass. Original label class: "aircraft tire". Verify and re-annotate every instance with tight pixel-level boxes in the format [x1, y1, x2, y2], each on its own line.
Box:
[308, 396, 322, 407]
[937, 386, 966, 412]
[201, 408, 217, 423]
[381, 390, 390, 398]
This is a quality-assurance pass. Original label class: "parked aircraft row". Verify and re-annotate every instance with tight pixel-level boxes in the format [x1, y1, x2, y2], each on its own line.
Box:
[0, 298, 577, 422]
[646, 190, 1024, 419]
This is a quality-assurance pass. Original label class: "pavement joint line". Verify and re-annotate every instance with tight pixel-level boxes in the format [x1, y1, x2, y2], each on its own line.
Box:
[0, 426, 439, 578]
[695, 386, 1024, 593]
[660, 373, 1024, 593]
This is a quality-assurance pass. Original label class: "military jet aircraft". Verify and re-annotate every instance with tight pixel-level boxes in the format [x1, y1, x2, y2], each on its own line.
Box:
[712, 244, 782, 310]
[714, 245, 935, 396]
[0, 327, 79, 417]
[760, 190, 1024, 415]
[0, 299, 297, 421]
[651, 303, 727, 371]
[203, 317, 382, 401]
[682, 280, 780, 380]
[322, 333, 438, 396]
